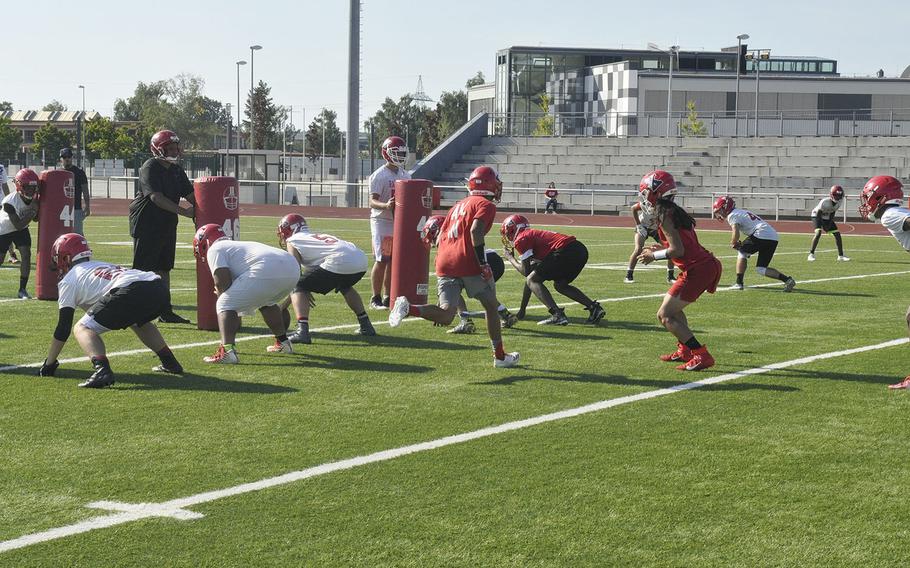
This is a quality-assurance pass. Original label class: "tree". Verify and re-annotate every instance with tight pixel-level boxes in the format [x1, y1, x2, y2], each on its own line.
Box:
[244, 80, 285, 150]
[465, 71, 486, 89]
[31, 123, 74, 160]
[532, 93, 555, 136]
[42, 100, 67, 112]
[679, 100, 707, 137]
[114, 81, 169, 123]
[365, 95, 425, 154]
[0, 116, 21, 159]
[0, 101, 13, 113]
[436, 90, 468, 140]
[85, 117, 135, 159]
[304, 109, 342, 160]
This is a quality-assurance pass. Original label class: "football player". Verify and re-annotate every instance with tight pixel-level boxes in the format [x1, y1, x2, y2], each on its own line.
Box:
[807, 185, 849, 262]
[624, 199, 675, 284]
[193, 224, 301, 363]
[388, 166, 519, 368]
[713, 196, 796, 292]
[0, 169, 40, 298]
[858, 175, 910, 389]
[637, 170, 722, 371]
[367, 135, 411, 310]
[0, 162, 20, 265]
[421, 214, 518, 334]
[37, 233, 184, 388]
[276, 213, 376, 344]
[501, 215, 605, 325]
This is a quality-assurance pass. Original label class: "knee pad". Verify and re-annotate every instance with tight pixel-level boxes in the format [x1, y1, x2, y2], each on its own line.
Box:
[737, 251, 750, 260]
[755, 266, 768, 277]
[814, 229, 822, 235]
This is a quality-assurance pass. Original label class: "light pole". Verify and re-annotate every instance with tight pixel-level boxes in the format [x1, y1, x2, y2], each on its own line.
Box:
[249, 45, 262, 148]
[648, 43, 679, 138]
[734, 34, 749, 137]
[236, 60, 246, 151]
[78, 85, 86, 166]
[746, 49, 771, 136]
[321, 108, 326, 182]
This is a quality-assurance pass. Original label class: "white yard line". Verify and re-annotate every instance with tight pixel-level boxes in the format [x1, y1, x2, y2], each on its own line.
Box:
[0, 336, 905, 554]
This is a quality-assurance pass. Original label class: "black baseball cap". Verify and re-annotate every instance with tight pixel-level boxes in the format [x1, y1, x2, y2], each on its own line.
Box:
[59, 148, 74, 158]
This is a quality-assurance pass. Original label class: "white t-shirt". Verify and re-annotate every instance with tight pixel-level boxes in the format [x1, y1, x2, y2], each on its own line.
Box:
[637, 206, 657, 230]
[811, 197, 842, 220]
[286, 231, 367, 275]
[369, 165, 411, 221]
[0, 164, 7, 185]
[58, 260, 160, 311]
[726, 208, 778, 241]
[207, 239, 298, 278]
[0, 191, 34, 236]
[880, 206, 910, 252]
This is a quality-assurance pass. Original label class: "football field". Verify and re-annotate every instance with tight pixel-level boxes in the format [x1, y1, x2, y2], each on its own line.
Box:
[1, 214, 909, 566]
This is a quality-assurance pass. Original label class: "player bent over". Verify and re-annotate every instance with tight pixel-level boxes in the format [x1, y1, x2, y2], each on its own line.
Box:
[37, 234, 184, 388]
[277, 213, 376, 344]
[858, 176, 910, 389]
[388, 166, 519, 368]
[637, 171, 722, 371]
[712, 196, 796, 292]
[193, 224, 300, 363]
[0, 169, 41, 298]
[625, 200, 675, 284]
[808, 185, 849, 261]
[501, 215, 605, 326]
[421, 214, 518, 334]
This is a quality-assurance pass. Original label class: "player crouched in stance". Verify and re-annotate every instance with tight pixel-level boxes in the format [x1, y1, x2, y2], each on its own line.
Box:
[388, 166, 519, 368]
[38, 234, 184, 388]
[713, 196, 796, 292]
[636, 171, 721, 371]
[193, 224, 300, 363]
[421, 214, 518, 334]
[858, 176, 910, 389]
[277, 213, 376, 344]
[501, 215, 605, 326]
[625, 199, 675, 284]
[1, 169, 40, 298]
[808, 185, 849, 262]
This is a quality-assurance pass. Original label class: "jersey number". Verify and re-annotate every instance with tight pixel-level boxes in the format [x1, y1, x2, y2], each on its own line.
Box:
[446, 204, 467, 240]
[221, 218, 240, 239]
[59, 205, 74, 228]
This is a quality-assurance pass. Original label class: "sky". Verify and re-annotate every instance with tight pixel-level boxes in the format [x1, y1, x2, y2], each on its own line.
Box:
[4, 0, 908, 130]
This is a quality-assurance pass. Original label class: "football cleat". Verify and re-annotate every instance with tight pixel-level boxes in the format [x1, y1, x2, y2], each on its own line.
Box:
[836, 255, 850, 262]
[448, 319, 476, 334]
[369, 297, 387, 310]
[355, 322, 377, 336]
[586, 302, 606, 324]
[8, 250, 19, 264]
[675, 346, 715, 371]
[667, 274, 676, 284]
[288, 327, 312, 344]
[888, 377, 910, 390]
[388, 296, 410, 328]
[78, 366, 116, 388]
[728, 283, 744, 291]
[538, 309, 569, 326]
[623, 277, 634, 284]
[152, 362, 184, 375]
[204, 345, 239, 364]
[493, 352, 520, 368]
[783, 277, 797, 292]
[500, 312, 519, 329]
[807, 253, 816, 262]
[660, 342, 692, 362]
[17, 289, 31, 299]
[266, 339, 293, 354]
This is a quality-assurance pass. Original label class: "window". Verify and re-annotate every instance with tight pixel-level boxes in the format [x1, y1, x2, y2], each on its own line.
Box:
[807, 62, 817, 72]
[821, 62, 834, 73]
[642, 58, 660, 69]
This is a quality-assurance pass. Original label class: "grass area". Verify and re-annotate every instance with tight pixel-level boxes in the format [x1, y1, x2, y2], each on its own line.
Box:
[1, 214, 909, 566]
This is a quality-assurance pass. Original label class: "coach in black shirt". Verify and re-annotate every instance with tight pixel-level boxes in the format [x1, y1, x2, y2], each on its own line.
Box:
[60, 148, 90, 235]
[129, 130, 196, 324]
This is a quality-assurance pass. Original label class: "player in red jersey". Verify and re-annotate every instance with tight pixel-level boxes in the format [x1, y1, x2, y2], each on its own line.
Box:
[388, 166, 519, 368]
[636, 170, 722, 371]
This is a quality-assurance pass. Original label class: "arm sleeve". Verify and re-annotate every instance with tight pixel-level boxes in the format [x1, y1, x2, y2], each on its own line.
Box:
[53, 308, 75, 342]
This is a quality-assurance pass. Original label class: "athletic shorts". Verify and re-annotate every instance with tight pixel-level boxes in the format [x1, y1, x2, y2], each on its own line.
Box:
[296, 266, 365, 295]
[437, 275, 496, 309]
[0, 228, 31, 251]
[813, 217, 838, 233]
[133, 229, 177, 272]
[370, 217, 394, 261]
[486, 251, 505, 282]
[668, 257, 722, 303]
[738, 236, 778, 268]
[217, 261, 300, 316]
[535, 240, 588, 283]
[79, 279, 168, 334]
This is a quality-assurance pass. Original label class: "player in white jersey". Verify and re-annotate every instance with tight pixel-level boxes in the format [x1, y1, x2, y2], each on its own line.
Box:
[713, 196, 796, 292]
[0, 163, 20, 265]
[193, 224, 301, 364]
[807, 185, 849, 261]
[37, 234, 184, 388]
[367, 135, 411, 310]
[0, 169, 41, 298]
[624, 200, 675, 284]
[859, 175, 910, 389]
[276, 214, 376, 344]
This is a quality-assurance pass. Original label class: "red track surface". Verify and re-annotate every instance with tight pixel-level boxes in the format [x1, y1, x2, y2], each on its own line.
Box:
[89, 198, 891, 236]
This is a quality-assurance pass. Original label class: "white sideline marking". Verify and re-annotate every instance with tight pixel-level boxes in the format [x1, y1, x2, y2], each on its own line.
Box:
[0, 336, 905, 554]
[2, 269, 910, 373]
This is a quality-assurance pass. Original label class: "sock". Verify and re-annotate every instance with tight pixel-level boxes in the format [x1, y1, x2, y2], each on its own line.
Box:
[833, 232, 844, 255]
[407, 305, 422, 317]
[626, 270, 634, 280]
[777, 273, 790, 282]
[276, 334, 288, 343]
[356, 311, 369, 322]
[667, 269, 675, 278]
[492, 340, 506, 360]
[371, 295, 381, 304]
[19, 276, 28, 290]
[223, 343, 236, 352]
[297, 318, 309, 331]
[91, 355, 110, 370]
[498, 306, 513, 320]
[156, 346, 176, 364]
[684, 337, 701, 350]
[736, 273, 744, 285]
[382, 296, 390, 306]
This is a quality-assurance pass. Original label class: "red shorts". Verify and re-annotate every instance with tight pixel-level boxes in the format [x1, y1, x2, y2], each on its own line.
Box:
[668, 257, 722, 303]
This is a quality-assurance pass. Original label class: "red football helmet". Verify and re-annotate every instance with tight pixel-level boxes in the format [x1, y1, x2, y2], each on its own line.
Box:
[193, 223, 228, 262]
[381, 136, 408, 167]
[421, 214, 446, 246]
[712, 196, 736, 220]
[859, 175, 903, 221]
[52, 233, 92, 275]
[638, 170, 677, 213]
[830, 185, 844, 202]
[500, 214, 531, 247]
[467, 166, 503, 202]
[14, 169, 40, 200]
[150, 130, 181, 163]
[277, 213, 309, 244]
